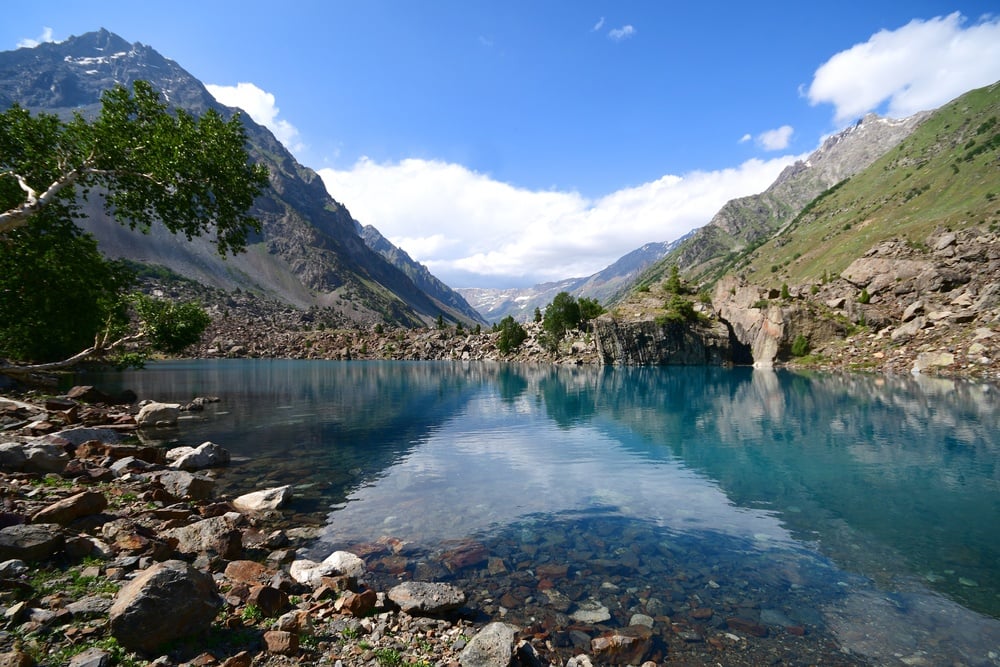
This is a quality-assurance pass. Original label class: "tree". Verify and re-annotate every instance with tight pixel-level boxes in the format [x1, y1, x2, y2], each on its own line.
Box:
[577, 297, 604, 322]
[542, 292, 581, 340]
[1, 80, 269, 253]
[496, 316, 527, 355]
[0, 81, 269, 374]
[665, 265, 683, 294]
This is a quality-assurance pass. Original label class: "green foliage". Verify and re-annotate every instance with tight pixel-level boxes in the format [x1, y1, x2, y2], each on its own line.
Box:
[664, 265, 683, 294]
[533, 306, 542, 322]
[132, 294, 212, 354]
[542, 291, 581, 339]
[656, 294, 699, 325]
[496, 316, 527, 355]
[858, 287, 871, 304]
[374, 648, 403, 666]
[0, 210, 133, 362]
[436, 313, 445, 329]
[240, 604, 264, 624]
[780, 283, 790, 300]
[0, 80, 267, 367]
[791, 334, 810, 357]
[577, 296, 605, 321]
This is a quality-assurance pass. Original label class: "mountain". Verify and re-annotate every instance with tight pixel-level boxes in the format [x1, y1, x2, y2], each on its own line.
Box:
[0, 29, 481, 327]
[627, 110, 930, 296]
[458, 237, 684, 323]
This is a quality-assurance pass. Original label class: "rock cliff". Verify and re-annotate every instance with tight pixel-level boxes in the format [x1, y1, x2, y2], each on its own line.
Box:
[592, 318, 733, 366]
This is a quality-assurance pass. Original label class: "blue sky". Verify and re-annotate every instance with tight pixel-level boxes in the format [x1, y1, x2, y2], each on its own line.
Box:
[5, 2, 1000, 288]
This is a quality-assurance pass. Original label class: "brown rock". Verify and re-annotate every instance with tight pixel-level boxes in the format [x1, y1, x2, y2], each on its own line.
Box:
[220, 651, 252, 667]
[247, 585, 288, 617]
[591, 626, 653, 665]
[336, 589, 377, 617]
[0, 650, 35, 667]
[31, 491, 107, 525]
[224, 560, 271, 584]
[726, 616, 769, 637]
[263, 630, 298, 656]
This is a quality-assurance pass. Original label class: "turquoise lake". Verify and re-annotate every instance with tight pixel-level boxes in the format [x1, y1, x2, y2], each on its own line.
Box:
[83, 360, 1000, 664]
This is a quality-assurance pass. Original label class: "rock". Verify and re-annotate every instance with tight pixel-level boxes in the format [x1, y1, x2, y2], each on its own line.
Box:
[591, 625, 653, 665]
[67, 648, 111, 667]
[321, 550, 366, 578]
[263, 629, 298, 656]
[167, 441, 231, 470]
[912, 351, 955, 374]
[335, 589, 377, 617]
[0, 651, 35, 667]
[21, 443, 70, 474]
[901, 300, 924, 322]
[0, 443, 27, 472]
[224, 560, 271, 584]
[891, 316, 927, 342]
[150, 470, 216, 501]
[232, 485, 292, 512]
[49, 427, 121, 447]
[459, 621, 518, 667]
[108, 559, 221, 652]
[0, 524, 63, 562]
[30, 490, 108, 525]
[388, 581, 467, 615]
[726, 616, 769, 637]
[247, 585, 289, 617]
[570, 599, 611, 624]
[65, 386, 113, 404]
[162, 515, 242, 560]
[135, 402, 181, 428]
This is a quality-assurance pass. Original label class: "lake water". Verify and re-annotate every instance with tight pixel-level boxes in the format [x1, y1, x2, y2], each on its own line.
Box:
[83, 360, 1000, 665]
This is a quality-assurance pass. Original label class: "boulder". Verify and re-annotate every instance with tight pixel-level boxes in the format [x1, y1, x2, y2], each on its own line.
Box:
[0, 524, 63, 562]
[321, 550, 365, 578]
[162, 515, 242, 560]
[459, 622, 518, 667]
[167, 441, 231, 470]
[388, 581, 466, 615]
[22, 443, 70, 474]
[232, 485, 292, 512]
[49, 427, 121, 447]
[135, 402, 180, 428]
[108, 560, 221, 652]
[150, 470, 215, 501]
[590, 626, 653, 665]
[30, 491, 107, 525]
[0, 443, 27, 472]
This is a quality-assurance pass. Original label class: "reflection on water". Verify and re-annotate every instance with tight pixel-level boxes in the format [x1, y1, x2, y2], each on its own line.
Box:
[83, 360, 1000, 664]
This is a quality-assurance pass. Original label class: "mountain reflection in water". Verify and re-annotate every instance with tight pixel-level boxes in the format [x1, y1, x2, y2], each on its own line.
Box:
[82, 360, 1000, 664]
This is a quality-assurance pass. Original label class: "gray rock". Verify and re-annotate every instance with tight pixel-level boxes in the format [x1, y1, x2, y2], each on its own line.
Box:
[321, 550, 366, 578]
[388, 581, 466, 615]
[22, 443, 70, 473]
[135, 402, 181, 428]
[149, 470, 215, 501]
[0, 524, 63, 562]
[49, 427, 121, 446]
[0, 559, 28, 577]
[232, 485, 292, 512]
[108, 560, 221, 652]
[0, 443, 27, 472]
[570, 599, 611, 624]
[459, 621, 518, 667]
[162, 515, 242, 560]
[68, 648, 111, 667]
[66, 595, 113, 619]
[167, 441, 231, 470]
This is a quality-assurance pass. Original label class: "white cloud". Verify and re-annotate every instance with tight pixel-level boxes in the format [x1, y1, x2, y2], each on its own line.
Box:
[608, 25, 636, 42]
[808, 12, 1000, 123]
[205, 82, 303, 153]
[318, 155, 797, 288]
[757, 125, 794, 151]
[739, 134, 752, 144]
[17, 27, 55, 48]
[592, 17, 606, 32]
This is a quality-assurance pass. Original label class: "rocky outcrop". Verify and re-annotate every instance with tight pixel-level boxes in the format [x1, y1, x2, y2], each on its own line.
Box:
[592, 317, 732, 366]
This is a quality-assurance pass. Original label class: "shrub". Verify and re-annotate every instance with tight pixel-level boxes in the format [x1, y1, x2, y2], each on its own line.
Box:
[858, 288, 871, 304]
[791, 334, 810, 357]
[496, 316, 527, 355]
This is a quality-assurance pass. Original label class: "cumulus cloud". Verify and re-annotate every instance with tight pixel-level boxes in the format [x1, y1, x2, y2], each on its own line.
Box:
[17, 27, 55, 48]
[756, 125, 794, 151]
[205, 82, 303, 153]
[318, 155, 798, 288]
[608, 25, 636, 41]
[592, 17, 606, 32]
[808, 12, 1000, 123]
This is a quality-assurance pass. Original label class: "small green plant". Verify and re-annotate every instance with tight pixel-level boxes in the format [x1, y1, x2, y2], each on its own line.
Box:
[240, 604, 264, 624]
[374, 648, 403, 666]
[780, 283, 790, 300]
[791, 334, 810, 357]
[752, 299, 770, 309]
[341, 626, 361, 640]
[858, 288, 871, 304]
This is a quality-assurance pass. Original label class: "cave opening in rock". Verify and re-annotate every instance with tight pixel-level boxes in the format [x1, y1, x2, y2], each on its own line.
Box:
[722, 319, 753, 365]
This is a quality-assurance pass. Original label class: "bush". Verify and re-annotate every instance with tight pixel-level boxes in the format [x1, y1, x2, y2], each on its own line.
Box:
[543, 292, 581, 339]
[791, 334, 810, 357]
[858, 288, 871, 304]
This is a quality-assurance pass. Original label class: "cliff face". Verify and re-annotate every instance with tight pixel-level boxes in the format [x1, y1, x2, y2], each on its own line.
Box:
[592, 318, 733, 366]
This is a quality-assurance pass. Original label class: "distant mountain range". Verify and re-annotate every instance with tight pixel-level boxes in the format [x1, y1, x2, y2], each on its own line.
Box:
[0, 29, 485, 327]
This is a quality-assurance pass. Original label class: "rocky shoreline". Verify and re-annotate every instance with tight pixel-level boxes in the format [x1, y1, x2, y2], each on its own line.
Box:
[0, 387, 881, 667]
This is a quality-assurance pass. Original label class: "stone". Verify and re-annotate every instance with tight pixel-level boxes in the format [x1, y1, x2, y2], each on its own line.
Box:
[162, 515, 242, 560]
[0, 651, 35, 667]
[150, 470, 216, 501]
[570, 599, 611, 624]
[0, 443, 27, 472]
[591, 625, 653, 665]
[0, 524, 63, 562]
[247, 585, 288, 617]
[388, 581, 467, 615]
[50, 427, 121, 447]
[459, 621, 518, 667]
[912, 351, 955, 374]
[335, 589, 377, 617]
[21, 443, 70, 474]
[31, 490, 108, 525]
[321, 550, 366, 578]
[232, 485, 292, 512]
[135, 402, 181, 428]
[726, 616, 769, 637]
[108, 560, 222, 652]
[263, 630, 298, 655]
[167, 441, 231, 470]
[901, 300, 923, 322]
[224, 560, 271, 584]
[891, 316, 927, 342]
[220, 651, 252, 667]
[67, 648, 110, 667]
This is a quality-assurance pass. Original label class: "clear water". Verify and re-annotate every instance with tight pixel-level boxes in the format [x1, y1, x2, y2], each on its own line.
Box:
[81, 360, 1000, 664]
